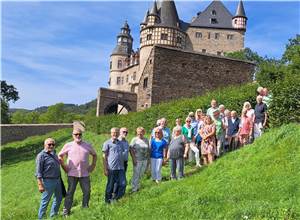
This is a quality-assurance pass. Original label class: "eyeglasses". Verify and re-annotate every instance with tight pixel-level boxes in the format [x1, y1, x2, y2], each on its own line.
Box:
[73, 133, 82, 136]
[186, 121, 191, 123]
[155, 132, 160, 134]
[48, 143, 55, 146]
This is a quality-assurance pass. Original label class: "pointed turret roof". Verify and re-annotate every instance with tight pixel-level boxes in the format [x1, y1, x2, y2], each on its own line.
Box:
[190, 0, 234, 29]
[141, 9, 149, 24]
[149, 1, 158, 16]
[122, 20, 130, 30]
[159, 0, 180, 28]
[234, 0, 247, 18]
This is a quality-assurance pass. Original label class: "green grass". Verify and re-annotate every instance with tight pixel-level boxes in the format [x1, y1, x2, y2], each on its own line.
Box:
[2, 124, 300, 220]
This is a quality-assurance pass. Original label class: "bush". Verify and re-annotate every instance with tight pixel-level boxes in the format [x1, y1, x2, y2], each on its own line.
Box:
[85, 83, 258, 134]
[268, 75, 300, 127]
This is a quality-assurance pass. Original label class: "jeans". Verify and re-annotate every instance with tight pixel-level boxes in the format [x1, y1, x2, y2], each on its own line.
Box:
[38, 178, 62, 219]
[131, 160, 148, 192]
[151, 158, 163, 181]
[105, 169, 126, 203]
[170, 158, 184, 179]
[63, 176, 90, 214]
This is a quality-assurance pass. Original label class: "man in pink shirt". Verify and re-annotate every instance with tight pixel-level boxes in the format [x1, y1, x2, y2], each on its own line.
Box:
[58, 128, 97, 216]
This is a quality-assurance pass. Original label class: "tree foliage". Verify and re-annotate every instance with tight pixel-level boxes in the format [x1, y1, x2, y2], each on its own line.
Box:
[1, 80, 20, 124]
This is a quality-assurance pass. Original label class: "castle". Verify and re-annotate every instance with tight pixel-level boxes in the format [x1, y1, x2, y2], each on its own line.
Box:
[96, 0, 255, 115]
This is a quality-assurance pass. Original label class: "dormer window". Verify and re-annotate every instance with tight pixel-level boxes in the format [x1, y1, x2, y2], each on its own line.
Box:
[211, 18, 218, 24]
[211, 10, 217, 16]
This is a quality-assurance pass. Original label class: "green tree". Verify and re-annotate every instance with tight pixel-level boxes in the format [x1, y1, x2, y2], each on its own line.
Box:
[38, 103, 66, 123]
[224, 47, 264, 64]
[1, 81, 20, 124]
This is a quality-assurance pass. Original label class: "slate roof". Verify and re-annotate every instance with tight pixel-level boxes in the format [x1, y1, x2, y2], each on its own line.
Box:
[190, 0, 234, 29]
[234, 0, 247, 18]
[158, 0, 180, 28]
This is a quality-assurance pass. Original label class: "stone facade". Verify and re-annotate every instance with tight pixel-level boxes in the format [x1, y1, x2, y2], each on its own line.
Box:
[137, 46, 255, 110]
[186, 27, 244, 55]
[1, 124, 73, 145]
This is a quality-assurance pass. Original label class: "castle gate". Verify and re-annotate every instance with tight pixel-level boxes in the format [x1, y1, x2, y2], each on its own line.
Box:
[96, 88, 137, 116]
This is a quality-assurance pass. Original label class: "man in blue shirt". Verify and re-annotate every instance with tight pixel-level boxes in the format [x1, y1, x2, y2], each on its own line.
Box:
[102, 128, 126, 203]
[35, 138, 62, 219]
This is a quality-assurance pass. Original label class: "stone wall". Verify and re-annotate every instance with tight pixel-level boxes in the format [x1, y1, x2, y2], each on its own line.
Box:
[148, 46, 255, 105]
[185, 27, 245, 55]
[1, 124, 73, 145]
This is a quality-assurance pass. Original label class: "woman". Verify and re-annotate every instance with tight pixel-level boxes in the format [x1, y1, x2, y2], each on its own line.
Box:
[243, 101, 255, 143]
[150, 127, 168, 183]
[167, 126, 188, 179]
[182, 117, 201, 167]
[130, 127, 150, 192]
[239, 109, 253, 146]
[172, 118, 182, 138]
[195, 109, 204, 147]
[36, 138, 63, 219]
[200, 116, 216, 165]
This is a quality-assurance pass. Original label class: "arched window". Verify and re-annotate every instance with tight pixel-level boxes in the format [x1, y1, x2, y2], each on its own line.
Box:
[117, 60, 122, 69]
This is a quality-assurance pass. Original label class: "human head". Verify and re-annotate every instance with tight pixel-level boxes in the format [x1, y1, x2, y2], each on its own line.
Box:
[224, 109, 231, 117]
[173, 126, 182, 137]
[119, 127, 128, 139]
[44, 138, 55, 152]
[243, 101, 252, 110]
[256, 95, 263, 104]
[263, 87, 268, 96]
[156, 119, 161, 126]
[205, 115, 213, 125]
[231, 111, 237, 119]
[72, 128, 83, 143]
[195, 109, 203, 120]
[160, 118, 167, 128]
[154, 127, 163, 139]
[241, 109, 247, 117]
[175, 118, 181, 126]
[257, 87, 264, 96]
[213, 109, 220, 119]
[219, 105, 225, 113]
[185, 117, 192, 125]
[211, 99, 217, 108]
[136, 127, 145, 138]
[110, 127, 120, 140]
[188, 112, 195, 120]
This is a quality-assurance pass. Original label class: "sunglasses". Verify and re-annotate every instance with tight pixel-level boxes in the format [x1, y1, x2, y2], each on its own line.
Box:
[73, 133, 82, 136]
[123, 131, 128, 134]
[48, 143, 55, 146]
[155, 132, 160, 134]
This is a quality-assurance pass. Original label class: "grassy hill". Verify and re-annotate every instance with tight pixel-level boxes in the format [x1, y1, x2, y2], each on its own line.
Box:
[1, 123, 299, 220]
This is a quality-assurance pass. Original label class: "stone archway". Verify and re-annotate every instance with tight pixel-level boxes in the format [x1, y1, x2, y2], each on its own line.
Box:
[96, 88, 137, 116]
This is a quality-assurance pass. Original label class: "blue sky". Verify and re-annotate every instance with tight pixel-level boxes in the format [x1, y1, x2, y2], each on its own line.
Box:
[2, 1, 300, 110]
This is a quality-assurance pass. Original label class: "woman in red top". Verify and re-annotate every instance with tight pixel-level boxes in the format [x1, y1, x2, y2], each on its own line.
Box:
[239, 109, 253, 147]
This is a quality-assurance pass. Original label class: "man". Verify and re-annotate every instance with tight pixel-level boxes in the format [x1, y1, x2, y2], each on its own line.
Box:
[213, 109, 224, 157]
[226, 111, 240, 151]
[119, 127, 130, 172]
[262, 87, 272, 108]
[59, 128, 97, 216]
[254, 95, 268, 138]
[207, 99, 218, 118]
[103, 128, 126, 203]
[36, 138, 62, 219]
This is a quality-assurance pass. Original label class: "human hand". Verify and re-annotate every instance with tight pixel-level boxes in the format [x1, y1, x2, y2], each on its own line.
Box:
[183, 153, 187, 159]
[88, 165, 95, 173]
[38, 184, 45, 193]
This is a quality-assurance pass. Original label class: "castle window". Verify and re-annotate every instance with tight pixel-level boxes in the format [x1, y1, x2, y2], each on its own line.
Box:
[161, 33, 168, 40]
[143, 77, 148, 89]
[108, 78, 111, 86]
[202, 49, 206, 53]
[195, 32, 202, 38]
[176, 36, 182, 44]
[208, 32, 211, 39]
[116, 77, 121, 85]
[210, 18, 218, 24]
[211, 10, 217, 16]
[121, 77, 124, 85]
[227, 34, 234, 40]
[140, 38, 143, 43]
[126, 75, 129, 83]
[133, 72, 136, 80]
[147, 34, 152, 40]
[117, 60, 122, 69]
[149, 59, 152, 64]
[215, 33, 220, 39]
[110, 61, 112, 69]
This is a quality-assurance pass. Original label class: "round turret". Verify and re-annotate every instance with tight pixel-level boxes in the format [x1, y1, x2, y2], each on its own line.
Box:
[232, 0, 247, 30]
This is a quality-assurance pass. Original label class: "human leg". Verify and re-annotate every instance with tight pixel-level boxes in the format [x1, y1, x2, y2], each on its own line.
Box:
[177, 158, 184, 179]
[190, 144, 200, 166]
[63, 176, 78, 215]
[38, 179, 56, 219]
[105, 170, 116, 203]
[169, 159, 177, 179]
[151, 158, 157, 180]
[50, 178, 62, 217]
[115, 169, 126, 200]
[79, 176, 91, 208]
[155, 158, 163, 181]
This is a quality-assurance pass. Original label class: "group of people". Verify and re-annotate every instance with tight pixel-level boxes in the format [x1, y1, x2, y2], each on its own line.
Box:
[35, 86, 270, 219]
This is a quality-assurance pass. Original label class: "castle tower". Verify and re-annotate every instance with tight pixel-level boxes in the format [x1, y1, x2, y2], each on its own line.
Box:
[139, 0, 187, 70]
[109, 21, 133, 90]
[232, 0, 247, 30]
